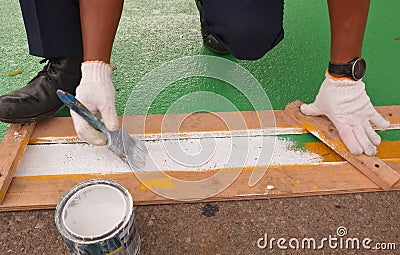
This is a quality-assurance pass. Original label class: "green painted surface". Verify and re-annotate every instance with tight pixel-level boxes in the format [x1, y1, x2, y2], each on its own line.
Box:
[0, 0, 399, 141]
[377, 130, 400, 142]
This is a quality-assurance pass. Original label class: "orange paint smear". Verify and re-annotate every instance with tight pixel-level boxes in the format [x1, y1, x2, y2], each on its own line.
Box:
[304, 142, 344, 162]
[304, 141, 400, 162]
[140, 177, 176, 190]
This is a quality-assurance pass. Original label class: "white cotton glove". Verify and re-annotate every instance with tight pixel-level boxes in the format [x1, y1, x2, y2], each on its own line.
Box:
[71, 61, 119, 146]
[300, 72, 390, 156]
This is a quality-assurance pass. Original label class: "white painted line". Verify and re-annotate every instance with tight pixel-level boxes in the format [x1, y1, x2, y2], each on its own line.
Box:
[16, 136, 323, 177]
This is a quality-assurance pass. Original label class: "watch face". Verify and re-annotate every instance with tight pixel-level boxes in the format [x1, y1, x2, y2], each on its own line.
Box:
[352, 58, 366, 80]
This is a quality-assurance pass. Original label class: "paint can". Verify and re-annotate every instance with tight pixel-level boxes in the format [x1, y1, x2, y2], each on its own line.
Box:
[55, 179, 140, 255]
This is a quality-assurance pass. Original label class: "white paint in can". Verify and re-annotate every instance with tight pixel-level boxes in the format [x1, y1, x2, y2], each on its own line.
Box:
[55, 179, 140, 255]
[63, 184, 128, 238]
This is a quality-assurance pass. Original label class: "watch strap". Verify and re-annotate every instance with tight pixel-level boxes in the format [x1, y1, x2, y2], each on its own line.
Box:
[328, 62, 352, 77]
[328, 57, 365, 80]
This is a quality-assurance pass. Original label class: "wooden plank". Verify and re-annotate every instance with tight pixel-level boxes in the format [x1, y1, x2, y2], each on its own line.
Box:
[1, 107, 399, 211]
[27, 111, 312, 144]
[285, 101, 400, 190]
[1, 160, 399, 212]
[29, 107, 400, 144]
[0, 122, 36, 204]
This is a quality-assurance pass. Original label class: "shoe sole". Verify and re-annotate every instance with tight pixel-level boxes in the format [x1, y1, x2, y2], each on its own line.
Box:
[202, 32, 230, 55]
[0, 108, 60, 124]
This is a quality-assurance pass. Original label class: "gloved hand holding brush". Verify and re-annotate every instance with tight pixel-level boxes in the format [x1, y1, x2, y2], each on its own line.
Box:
[71, 61, 119, 145]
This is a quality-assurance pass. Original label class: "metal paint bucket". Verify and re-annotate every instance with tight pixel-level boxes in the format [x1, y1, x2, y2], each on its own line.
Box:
[55, 179, 140, 255]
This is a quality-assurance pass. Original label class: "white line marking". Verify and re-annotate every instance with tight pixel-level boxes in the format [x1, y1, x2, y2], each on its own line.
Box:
[16, 136, 323, 177]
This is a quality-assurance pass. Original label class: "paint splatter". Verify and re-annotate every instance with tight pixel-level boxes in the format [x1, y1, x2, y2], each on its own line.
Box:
[7, 70, 22, 76]
[13, 131, 21, 140]
[266, 185, 274, 190]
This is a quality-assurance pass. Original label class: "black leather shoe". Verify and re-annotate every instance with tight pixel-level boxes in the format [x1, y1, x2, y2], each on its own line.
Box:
[0, 57, 82, 123]
[196, 0, 230, 55]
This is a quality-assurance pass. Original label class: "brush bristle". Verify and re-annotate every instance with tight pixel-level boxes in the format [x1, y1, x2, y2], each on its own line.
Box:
[108, 128, 147, 171]
[124, 134, 147, 171]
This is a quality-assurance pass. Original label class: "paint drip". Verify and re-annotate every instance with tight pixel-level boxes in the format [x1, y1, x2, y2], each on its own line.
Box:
[55, 179, 140, 255]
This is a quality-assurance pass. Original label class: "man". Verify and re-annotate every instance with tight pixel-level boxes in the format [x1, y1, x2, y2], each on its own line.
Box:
[0, 0, 388, 156]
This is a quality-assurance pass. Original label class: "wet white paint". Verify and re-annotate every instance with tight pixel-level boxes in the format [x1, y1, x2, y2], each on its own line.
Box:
[63, 184, 127, 238]
[15, 135, 323, 176]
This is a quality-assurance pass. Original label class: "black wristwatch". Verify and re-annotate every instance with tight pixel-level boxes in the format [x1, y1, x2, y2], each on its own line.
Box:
[328, 57, 366, 81]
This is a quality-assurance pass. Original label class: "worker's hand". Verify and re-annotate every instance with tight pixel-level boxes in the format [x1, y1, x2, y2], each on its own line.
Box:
[300, 72, 390, 156]
[71, 61, 119, 146]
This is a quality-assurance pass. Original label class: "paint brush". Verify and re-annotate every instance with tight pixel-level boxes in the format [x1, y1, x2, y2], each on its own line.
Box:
[56, 89, 146, 171]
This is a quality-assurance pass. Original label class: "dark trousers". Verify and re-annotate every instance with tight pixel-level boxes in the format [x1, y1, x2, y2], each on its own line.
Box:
[19, 0, 83, 58]
[20, 0, 284, 60]
[201, 0, 284, 60]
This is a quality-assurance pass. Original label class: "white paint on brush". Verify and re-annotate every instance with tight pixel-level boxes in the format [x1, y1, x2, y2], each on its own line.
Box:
[15, 136, 322, 177]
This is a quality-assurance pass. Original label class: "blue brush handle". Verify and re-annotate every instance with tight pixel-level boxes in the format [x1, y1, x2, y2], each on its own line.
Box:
[56, 89, 110, 135]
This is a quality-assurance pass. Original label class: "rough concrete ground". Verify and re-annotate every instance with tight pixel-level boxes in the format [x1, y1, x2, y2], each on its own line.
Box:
[0, 192, 399, 255]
